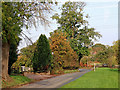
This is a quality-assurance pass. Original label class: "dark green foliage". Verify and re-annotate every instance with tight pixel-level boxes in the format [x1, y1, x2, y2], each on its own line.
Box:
[95, 46, 114, 64]
[32, 34, 52, 72]
[2, 2, 55, 44]
[2, 2, 23, 44]
[12, 42, 37, 73]
[2, 1, 56, 80]
[8, 43, 19, 75]
[20, 42, 37, 68]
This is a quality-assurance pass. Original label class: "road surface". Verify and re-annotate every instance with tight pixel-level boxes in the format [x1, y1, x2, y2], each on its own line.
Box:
[18, 69, 91, 88]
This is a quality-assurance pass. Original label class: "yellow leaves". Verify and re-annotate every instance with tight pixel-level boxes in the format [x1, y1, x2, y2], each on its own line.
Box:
[58, 61, 62, 65]
[7, 17, 12, 21]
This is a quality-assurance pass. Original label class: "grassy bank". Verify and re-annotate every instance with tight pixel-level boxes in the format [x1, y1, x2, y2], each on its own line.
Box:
[61, 68, 118, 88]
[2, 75, 33, 88]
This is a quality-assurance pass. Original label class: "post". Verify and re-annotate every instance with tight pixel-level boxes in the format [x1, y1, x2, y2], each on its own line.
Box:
[94, 63, 95, 71]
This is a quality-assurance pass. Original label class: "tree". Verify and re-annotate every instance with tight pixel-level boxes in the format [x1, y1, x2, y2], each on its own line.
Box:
[12, 42, 37, 72]
[94, 46, 115, 65]
[20, 42, 37, 67]
[82, 43, 118, 67]
[80, 56, 90, 64]
[112, 40, 120, 63]
[32, 34, 52, 72]
[2, 1, 56, 81]
[8, 38, 21, 75]
[2, 2, 22, 80]
[90, 43, 106, 55]
[51, 1, 101, 64]
[49, 31, 79, 72]
[107, 56, 117, 67]
[81, 44, 108, 66]
[111, 40, 120, 66]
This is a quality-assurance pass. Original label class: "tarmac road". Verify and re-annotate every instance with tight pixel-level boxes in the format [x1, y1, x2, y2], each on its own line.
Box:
[18, 69, 91, 89]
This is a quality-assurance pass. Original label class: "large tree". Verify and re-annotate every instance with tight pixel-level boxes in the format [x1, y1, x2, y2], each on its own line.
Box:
[32, 34, 52, 72]
[2, 1, 56, 81]
[49, 31, 79, 71]
[52, 1, 102, 63]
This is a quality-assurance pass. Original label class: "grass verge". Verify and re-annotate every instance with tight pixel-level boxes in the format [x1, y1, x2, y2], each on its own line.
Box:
[61, 68, 118, 88]
[64, 69, 79, 74]
[2, 75, 33, 88]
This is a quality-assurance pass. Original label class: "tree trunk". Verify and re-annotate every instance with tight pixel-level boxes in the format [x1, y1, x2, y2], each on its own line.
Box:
[78, 53, 83, 65]
[2, 42, 11, 81]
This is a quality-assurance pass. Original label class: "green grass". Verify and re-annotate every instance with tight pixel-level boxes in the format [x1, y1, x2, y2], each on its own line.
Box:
[2, 75, 33, 88]
[64, 69, 79, 74]
[61, 68, 118, 88]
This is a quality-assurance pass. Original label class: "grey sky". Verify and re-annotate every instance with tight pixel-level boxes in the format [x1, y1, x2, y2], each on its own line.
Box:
[18, 0, 118, 50]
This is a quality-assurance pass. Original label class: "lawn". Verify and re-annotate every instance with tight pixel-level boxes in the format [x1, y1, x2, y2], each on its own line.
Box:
[61, 68, 118, 88]
[2, 75, 33, 88]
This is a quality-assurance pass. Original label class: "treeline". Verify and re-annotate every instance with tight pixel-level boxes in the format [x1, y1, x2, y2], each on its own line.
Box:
[81, 41, 119, 68]
[10, 2, 102, 74]
[12, 33, 79, 74]
[12, 38, 119, 74]
[8, 1, 119, 75]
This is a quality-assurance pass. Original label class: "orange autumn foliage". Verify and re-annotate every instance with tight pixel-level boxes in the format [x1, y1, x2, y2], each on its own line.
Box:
[49, 31, 79, 68]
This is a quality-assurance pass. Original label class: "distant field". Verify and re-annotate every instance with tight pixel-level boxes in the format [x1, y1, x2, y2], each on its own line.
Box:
[61, 68, 118, 88]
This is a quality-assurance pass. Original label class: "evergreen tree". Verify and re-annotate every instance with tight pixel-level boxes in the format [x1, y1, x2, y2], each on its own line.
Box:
[8, 40, 20, 75]
[32, 34, 52, 72]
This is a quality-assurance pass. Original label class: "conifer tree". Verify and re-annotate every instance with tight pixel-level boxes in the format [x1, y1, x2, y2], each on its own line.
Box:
[32, 34, 52, 72]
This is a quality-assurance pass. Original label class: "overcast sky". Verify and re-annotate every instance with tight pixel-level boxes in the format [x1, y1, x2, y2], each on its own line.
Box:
[18, 0, 118, 50]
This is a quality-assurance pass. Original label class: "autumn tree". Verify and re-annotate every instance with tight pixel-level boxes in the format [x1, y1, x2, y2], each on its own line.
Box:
[81, 44, 107, 66]
[49, 31, 79, 72]
[2, 1, 56, 81]
[51, 1, 102, 64]
[112, 40, 120, 64]
[81, 43, 118, 67]
[12, 55, 28, 73]
[80, 56, 90, 64]
[93, 45, 118, 67]
[12, 42, 37, 72]
[32, 34, 52, 72]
